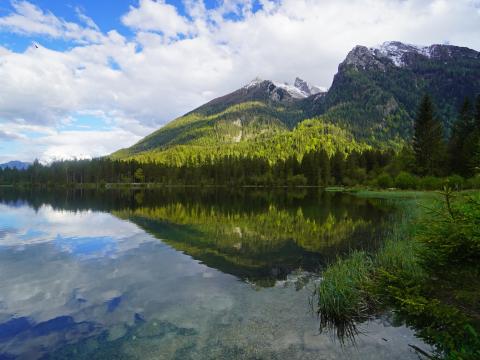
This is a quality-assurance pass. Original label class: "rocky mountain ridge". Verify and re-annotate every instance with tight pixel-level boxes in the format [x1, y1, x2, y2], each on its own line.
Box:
[113, 41, 480, 160]
[343, 41, 480, 70]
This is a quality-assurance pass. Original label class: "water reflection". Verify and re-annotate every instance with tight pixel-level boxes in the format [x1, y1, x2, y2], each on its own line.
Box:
[114, 192, 391, 287]
[0, 188, 425, 359]
[1, 188, 392, 287]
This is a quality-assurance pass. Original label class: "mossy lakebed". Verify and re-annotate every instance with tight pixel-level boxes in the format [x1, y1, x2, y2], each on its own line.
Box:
[317, 189, 480, 359]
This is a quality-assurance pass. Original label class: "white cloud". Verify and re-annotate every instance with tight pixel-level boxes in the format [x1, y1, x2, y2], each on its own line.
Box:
[0, 0, 103, 43]
[75, 6, 100, 31]
[0, 129, 23, 140]
[122, 0, 193, 38]
[0, 119, 155, 163]
[39, 129, 142, 162]
[0, 0, 479, 162]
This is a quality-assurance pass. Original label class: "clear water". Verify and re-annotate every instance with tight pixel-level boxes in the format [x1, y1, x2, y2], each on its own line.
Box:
[0, 188, 427, 359]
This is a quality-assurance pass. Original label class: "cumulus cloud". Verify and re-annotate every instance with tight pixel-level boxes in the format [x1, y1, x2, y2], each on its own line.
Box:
[0, 0, 104, 43]
[122, 0, 194, 38]
[0, 0, 479, 162]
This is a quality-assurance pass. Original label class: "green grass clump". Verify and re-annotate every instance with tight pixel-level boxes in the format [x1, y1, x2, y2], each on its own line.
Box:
[316, 201, 421, 341]
[375, 207, 423, 278]
[316, 252, 376, 340]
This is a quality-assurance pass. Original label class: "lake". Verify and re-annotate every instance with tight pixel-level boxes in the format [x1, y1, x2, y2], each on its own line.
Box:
[0, 188, 427, 359]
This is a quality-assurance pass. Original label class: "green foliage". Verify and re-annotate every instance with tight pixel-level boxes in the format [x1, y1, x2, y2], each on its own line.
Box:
[445, 175, 465, 190]
[413, 95, 446, 176]
[377, 269, 480, 359]
[118, 101, 296, 154]
[448, 97, 478, 177]
[419, 176, 444, 190]
[134, 168, 145, 183]
[114, 117, 371, 167]
[377, 192, 480, 358]
[418, 191, 480, 270]
[376, 173, 394, 188]
[394, 172, 418, 189]
[466, 175, 480, 189]
[320, 66, 415, 141]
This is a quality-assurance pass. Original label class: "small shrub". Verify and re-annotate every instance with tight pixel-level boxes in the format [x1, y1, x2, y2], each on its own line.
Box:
[466, 175, 480, 189]
[394, 172, 418, 189]
[376, 173, 394, 188]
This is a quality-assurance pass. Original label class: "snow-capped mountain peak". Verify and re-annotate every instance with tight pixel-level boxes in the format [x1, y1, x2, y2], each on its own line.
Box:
[370, 41, 433, 67]
[243, 77, 325, 99]
[244, 77, 264, 89]
[294, 77, 326, 96]
[273, 81, 308, 98]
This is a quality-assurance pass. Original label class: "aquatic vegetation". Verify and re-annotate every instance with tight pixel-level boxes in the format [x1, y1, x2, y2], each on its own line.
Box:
[317, 190, 480, 358]
[316, 252, 376, 340]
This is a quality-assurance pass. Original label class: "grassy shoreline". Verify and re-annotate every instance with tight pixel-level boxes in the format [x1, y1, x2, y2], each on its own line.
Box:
[316, 189, 480, 359]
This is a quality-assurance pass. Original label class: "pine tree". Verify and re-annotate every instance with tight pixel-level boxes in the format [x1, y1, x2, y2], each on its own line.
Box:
[317, 149, 330, 186]
[300, 151, 316, 185]
[448, 98, 475, 176]
[468, 95, 480, 174]
[331, 151, 345, 185]
[413, 95, 446, 176]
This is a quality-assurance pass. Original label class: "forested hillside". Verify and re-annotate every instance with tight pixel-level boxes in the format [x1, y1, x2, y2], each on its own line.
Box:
[113, 41, 480, 165]
[113, 119, 370, 166]
[313, 42, 480, 140]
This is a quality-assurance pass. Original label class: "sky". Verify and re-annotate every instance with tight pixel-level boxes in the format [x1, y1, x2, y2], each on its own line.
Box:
[0, 0, 479, 163]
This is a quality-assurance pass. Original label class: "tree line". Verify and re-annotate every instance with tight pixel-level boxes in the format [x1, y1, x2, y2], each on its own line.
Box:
[0, 149, 393, 187]
[0, 94, 479, 188]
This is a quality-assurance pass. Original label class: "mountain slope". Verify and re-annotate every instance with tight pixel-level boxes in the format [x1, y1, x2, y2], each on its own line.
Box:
[311, 41, 480, 139]
[113, 41, 480, 163]
[113, 78, 322, 159]
[114, 119, 369, 165]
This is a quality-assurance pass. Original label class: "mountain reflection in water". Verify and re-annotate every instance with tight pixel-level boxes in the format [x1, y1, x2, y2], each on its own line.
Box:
[0, 188, 426, 359]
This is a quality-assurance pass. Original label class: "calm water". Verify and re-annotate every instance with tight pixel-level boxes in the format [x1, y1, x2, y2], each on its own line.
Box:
[0, 188, 427, 359]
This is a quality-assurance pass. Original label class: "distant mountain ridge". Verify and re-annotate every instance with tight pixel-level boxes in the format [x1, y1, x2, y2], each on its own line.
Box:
[310, 41, 480, 139]
[0, 161, 30, 170]
[113, 41, 480, 163]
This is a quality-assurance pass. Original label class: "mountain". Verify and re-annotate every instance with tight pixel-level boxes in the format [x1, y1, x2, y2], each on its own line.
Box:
[112, 77, 332, 162]
[311, 41, 480, 139]
[113, 41, 480, 164]
[0, 161, 30, 170]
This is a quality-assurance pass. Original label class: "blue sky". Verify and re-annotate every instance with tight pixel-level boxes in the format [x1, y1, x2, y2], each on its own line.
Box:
[0, 0, 479, 163]
[0, 0, 264, 49]
[0, 1, 132, 51]
[0, 1, 264, 51]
